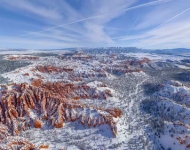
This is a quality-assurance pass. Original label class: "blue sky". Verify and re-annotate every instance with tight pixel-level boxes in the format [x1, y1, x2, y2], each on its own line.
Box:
[0, 0, 190, 49]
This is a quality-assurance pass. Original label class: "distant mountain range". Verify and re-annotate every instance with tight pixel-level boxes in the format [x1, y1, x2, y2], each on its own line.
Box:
[0, 47, 190, 54]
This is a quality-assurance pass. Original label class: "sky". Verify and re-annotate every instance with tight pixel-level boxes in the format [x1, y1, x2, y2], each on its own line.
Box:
[0, 0, 190, 49]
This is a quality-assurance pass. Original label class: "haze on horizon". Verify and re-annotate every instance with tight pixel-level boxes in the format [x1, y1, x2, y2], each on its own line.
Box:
[0, 0, 189, 49]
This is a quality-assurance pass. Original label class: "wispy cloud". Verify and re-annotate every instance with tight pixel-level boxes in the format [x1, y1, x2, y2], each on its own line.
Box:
[18, 0, 170, 48]
[112, 17, 140, 40]
[19, 0, 138, 46]
[0, 0, 189, 49]
[151, 7, 190, 31]
[22, 0, 167, 36]
[116, 0, 190, 49]
[0, 0, 62, 20]
[0, 35, 87, 49]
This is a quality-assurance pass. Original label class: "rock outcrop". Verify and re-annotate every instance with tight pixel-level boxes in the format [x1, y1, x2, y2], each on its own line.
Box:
[7, 56, 39, 61]
[0, 81, 122, 139]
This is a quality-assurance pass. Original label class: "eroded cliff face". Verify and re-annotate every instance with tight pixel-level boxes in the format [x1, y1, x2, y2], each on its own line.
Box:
[0, 79, 122, 149]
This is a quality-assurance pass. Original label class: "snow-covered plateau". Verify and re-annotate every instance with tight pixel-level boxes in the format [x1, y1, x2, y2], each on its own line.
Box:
[0, 48, 190, 150]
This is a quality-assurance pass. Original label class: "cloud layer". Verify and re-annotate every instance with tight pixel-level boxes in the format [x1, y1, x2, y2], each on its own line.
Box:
[0, 0, 189, 49]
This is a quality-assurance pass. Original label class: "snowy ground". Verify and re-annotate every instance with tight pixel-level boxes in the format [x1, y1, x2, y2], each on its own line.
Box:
[1, 50, 190, 149]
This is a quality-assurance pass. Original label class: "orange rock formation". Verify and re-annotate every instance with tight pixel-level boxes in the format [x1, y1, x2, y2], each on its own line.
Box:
[0, 80, 122, 140]
[8, 56, 39, 61]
